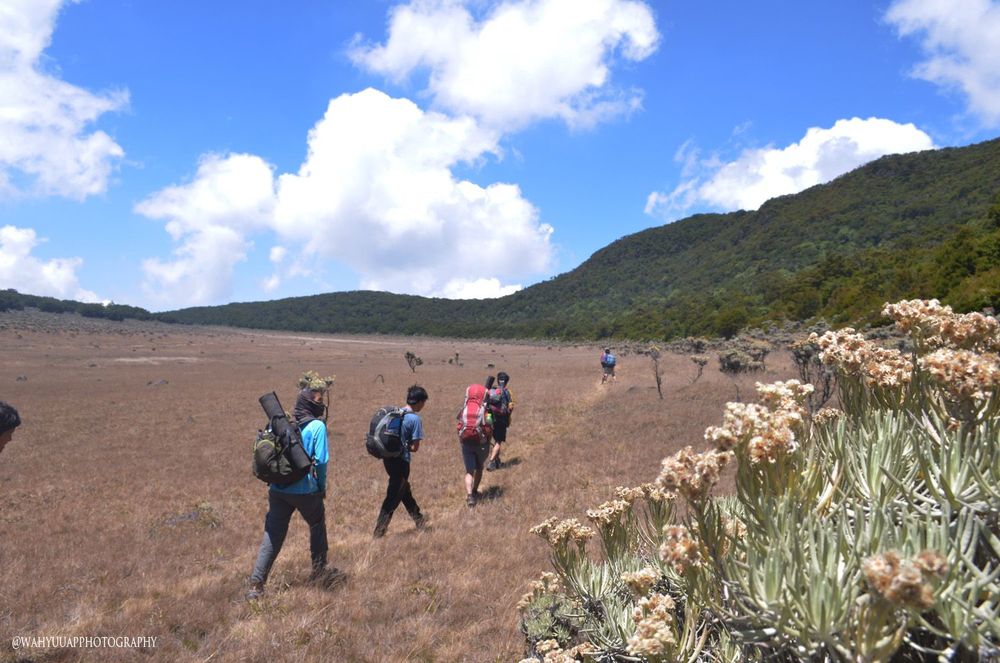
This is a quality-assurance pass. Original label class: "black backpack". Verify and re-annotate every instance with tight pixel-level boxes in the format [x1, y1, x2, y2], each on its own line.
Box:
[365, 406, 405, 459]
[252, 391, 315, 486]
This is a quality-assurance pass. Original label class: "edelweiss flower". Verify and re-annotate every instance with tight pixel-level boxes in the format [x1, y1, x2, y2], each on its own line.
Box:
[660, 525, 702, 574]
[614, 485, 646, 504]
[529, 518, 593, 548]
[884, 299, 1000, 352]
[657, 447, 733, 501]
[626, 593, 677, 658]
[586, 499, 631, 528]
[813, 407, 844, 425]
[919, 348, 1000, 402]
[621, 567, 660, 596]
[756, 379, 814, 409]
[863, 549, 947, 611]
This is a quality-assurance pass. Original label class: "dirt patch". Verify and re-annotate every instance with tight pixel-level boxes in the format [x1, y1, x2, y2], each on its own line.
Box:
[113, 356, 202, 364]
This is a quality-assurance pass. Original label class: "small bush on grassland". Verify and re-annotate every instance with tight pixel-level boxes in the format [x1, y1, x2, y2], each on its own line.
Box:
[519, 299, 1000, 662]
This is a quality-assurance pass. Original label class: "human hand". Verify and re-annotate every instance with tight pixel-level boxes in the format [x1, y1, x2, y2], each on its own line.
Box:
[410, 440, 421, 453]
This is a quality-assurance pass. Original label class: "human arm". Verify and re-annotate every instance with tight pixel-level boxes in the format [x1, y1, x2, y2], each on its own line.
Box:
[310, 421, 329, 494]
[404, 413, 424, 453]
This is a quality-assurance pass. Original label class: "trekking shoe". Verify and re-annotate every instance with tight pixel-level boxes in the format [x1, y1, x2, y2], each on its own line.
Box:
[310, 567, 347, 589]
[486, 459, 498, 472]
[411, 512, 428, 530]
[466, 494, 477, 508]
[373, 510, 393, 538]
[245, 582, 264, 601]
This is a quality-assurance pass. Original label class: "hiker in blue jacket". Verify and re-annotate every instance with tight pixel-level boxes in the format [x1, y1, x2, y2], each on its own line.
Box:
[247, 374, 342, 600]
[0, 401, 20, 458]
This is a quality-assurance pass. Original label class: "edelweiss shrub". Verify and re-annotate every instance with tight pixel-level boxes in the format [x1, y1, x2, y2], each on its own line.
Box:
[519, 299, 999, 662]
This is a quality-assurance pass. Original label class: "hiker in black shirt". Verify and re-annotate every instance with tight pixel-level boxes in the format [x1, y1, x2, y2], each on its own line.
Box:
[486, 372, 514, 471]
[374, 385, 429, 538]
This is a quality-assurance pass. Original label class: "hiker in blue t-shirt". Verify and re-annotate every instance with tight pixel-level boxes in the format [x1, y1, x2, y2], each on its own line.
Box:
[600, 347, 617, 384]
[0, 401, 21, 458]
[247, 375, 342, 600]
[373, 385, 429, 538]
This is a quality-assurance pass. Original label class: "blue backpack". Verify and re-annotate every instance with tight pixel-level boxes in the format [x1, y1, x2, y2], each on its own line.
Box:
[602, 352, 616, 367]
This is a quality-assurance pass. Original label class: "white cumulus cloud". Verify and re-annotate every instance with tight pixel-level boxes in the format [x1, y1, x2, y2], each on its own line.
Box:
[0, 0, 127, 199]
[436, 277, 522, 299]
[351, 0, 659, 130]
[0, 225, 99, 301]
[646, 118, 936, 219]
[886, 0, 1000, 127]
[137, 89, 554, 307]
[276, 89, 552, 297]
[135, 153, 276, 306]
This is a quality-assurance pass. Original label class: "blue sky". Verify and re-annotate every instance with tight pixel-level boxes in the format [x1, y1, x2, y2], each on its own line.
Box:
[1, 0, 999, 311]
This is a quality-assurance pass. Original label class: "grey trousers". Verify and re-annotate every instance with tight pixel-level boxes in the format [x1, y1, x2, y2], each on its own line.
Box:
[250, 490, 327, 585]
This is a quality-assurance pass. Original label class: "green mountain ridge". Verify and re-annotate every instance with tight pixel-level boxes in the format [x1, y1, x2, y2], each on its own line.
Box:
[5, 136, 1000, 340]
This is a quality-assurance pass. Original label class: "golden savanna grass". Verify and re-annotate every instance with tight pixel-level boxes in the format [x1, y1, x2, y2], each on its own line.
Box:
[0, 311, 795, 662]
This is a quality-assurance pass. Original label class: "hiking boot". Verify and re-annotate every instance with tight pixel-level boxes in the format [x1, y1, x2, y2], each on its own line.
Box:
[310, 566, 347, 589]
[245, 581, 264, 601]
[466, 493, 477, 508]
[373, 510, 393, 538]
[486, 458, 500, 471]
[410, 510, 428, 530]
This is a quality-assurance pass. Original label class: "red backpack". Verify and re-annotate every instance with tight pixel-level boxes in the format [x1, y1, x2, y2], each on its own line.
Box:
[456, 384, 493, 444]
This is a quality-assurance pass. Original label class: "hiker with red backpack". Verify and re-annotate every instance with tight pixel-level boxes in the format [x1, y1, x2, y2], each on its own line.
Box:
[456, 381, 494, 507]
[485, 371, 514, 471]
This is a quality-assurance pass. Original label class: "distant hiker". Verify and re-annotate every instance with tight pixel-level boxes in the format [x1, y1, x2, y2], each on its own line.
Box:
[486, 371, 514, 471]
[0, 401, 21, 457]
[247, 373, 341, 600]
[373, 385, 429, 537]
[456, 382, 493, 507]
[600, 347, 617, 384]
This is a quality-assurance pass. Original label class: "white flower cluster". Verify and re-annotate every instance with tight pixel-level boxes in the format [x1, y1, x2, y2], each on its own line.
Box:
[656, 446, 734, 501]
[626, 592, 678, 658]
[919, 348, 1000, 403]
[586, 499, 632, 528]
[883, 299, 1000, 352]
[659, 525, 702, 574]
[703, 381, 811, 463]
[529, 517, 594, 548]
[811, 329, 914, 389]
[620, 567, 660, 596]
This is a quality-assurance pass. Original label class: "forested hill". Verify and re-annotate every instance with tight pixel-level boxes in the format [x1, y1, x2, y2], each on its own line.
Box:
[162, 136, 1000, 339]
[6, 137, 1000, 341]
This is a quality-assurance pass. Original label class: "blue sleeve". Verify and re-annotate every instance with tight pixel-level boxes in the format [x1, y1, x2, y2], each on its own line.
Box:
[404, 413, 424, 443]
[314, 463, 327, 492]
[308, 421, 329, 490]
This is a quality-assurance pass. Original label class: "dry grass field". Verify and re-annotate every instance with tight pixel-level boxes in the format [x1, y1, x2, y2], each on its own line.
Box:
[0, 310, 797, 662]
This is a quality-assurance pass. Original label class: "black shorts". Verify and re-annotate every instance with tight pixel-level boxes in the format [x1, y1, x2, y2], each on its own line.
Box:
[460, 441, 489, 473]
[492, 418, 508, 443]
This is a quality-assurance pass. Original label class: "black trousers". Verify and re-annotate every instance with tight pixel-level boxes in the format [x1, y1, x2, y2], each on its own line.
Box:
[380, 456, 420, 516]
